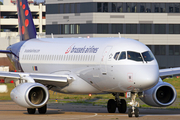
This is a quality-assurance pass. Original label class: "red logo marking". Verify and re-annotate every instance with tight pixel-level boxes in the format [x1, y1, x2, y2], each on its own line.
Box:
[22, 26, 25, 34]
[25, 10, 29, 16]
[65, 44, 74, 54]
[23, 4, 26, 9]
[20, 2, 22, 6]
[25, 19, 29, 27]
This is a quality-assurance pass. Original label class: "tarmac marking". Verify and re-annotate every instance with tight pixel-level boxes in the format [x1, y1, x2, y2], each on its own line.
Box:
[63, 113, 98, 119]
[96, 114, 180, 117]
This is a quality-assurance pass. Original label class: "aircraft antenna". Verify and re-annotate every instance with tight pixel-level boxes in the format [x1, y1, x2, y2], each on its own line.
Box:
[51, 33, 54, 39]
[118, 32, 121, 38]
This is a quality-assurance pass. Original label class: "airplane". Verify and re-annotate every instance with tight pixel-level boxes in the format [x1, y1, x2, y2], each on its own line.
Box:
[0, 0, 180, 117]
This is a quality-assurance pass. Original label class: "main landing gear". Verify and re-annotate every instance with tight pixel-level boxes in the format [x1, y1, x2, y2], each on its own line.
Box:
[107, 93, 127, 113]
[27, 104, 47, 114]
[128, 92, 139, 117]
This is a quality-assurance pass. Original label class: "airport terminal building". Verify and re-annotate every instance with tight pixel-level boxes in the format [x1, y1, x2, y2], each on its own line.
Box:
[0, 0, 46, 70]
[46, 0, 180, 68]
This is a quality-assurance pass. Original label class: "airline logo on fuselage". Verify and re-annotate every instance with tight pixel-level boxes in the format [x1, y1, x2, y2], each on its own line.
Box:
[65, 45, 99, 54]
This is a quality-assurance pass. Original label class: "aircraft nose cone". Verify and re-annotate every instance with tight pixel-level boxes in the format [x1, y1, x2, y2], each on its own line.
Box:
[136, 65, 159, 90]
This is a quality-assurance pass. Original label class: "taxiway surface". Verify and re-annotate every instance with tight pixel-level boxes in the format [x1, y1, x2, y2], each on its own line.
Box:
[0, 101, 180, 120]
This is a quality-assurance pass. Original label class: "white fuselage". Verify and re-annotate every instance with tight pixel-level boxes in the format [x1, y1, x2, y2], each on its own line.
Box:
[19, 37, 159, 94]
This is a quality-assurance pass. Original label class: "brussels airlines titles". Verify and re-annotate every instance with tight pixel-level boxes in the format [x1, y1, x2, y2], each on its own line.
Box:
[65, 45, 99, 54]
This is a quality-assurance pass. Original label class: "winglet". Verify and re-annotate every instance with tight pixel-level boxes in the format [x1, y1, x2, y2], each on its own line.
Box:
[17, 0, 37, 41]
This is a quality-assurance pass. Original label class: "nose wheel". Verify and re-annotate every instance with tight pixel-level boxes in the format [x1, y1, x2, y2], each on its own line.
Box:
[128, 107, 139, 117]
[128, 92, 140, 117]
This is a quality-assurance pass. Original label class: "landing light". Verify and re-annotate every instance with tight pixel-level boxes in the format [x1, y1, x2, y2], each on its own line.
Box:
[88, 94, 92, 97]
[87, 36, 90, 38]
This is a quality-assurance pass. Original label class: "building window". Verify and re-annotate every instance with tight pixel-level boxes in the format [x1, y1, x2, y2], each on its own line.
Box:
[75, 3, 80, 13]
[60, 25, 64, 34]
[76, 24, 80, 34]
[103, 3, 108, 12]
[111, 3, 123, 12]
[97, 24, 109, 34]
[153, 3, 166, 13]
[140, 3, 145, 12]
[146, 3, 151, 13]
[97, 3, 102, 12]
[175, 3, 180, 13]
[70, 4, 75, 13]
[126, 3, 137, 12]
[70, 25, 75, 34]
[126, 24, 137, 34]
[169, 45, 180, 55]
[154, 3, 159, 12]
[111, 24, 123, 34]
[65, 25, 69, 34]
[169, 3, 174, 13]
[112, 3, 116, 12]
[160, 3, 166, 12]
[139, 3, 151, 13]
[169, 24, 180, 34]
[60, 4, 63, 13]
[48, 3, 180, 14]
[167, 3, 180, 13]
[97, 3, 108, 12]
[140, 24, 152, 34]
[116, 3, 123, 12]
[155, 45, 166, 55]
[63, 4, 69, 13]
[154, 24, 166, 34]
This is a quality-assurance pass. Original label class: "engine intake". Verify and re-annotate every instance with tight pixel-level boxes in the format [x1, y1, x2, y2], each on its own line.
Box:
[11, 83, 49, 108]
[140, 81, 177, 107]
[28, 87, 46, 105]
[156, 86, 174, 104]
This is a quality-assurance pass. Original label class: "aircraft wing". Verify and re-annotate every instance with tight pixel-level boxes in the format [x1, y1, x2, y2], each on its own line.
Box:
[159, 67, 180, 80]
[0, 71, 70, 87]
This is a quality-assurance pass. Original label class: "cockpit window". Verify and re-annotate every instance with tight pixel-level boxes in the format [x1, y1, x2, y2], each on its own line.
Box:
[142, 51, 154, 62]
[127, 51, 143, 62]
[119, 51, 126, 60]
[114, 52, 120, 60]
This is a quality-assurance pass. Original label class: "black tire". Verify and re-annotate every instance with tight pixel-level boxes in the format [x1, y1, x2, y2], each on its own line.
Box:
[38, 104, 47, 114]
[118, 99, 127, 113]
[134, 108, 139, 117]
[27, 108, 36, 114]
[107, 99, 116, 113]
[128, 108, 132, 117]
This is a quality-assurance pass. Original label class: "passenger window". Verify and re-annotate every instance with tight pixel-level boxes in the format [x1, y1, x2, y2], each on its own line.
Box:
[114, 52, 120, 60]
[119, 51, 126, 60]
[127, 51, 143, 62]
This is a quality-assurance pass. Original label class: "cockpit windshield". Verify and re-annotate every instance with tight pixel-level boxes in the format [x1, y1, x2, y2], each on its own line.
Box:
[127, 51, 143, 62]
[142, 51, 154, 62]
[119, 51, 126, 60]
[113, 51, 154, 62]
[114, 52, 120, 60]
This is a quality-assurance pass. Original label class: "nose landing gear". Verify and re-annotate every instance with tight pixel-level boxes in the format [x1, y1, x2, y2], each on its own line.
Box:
[128, 92, 139, 117]
[107, 93, 127, 113]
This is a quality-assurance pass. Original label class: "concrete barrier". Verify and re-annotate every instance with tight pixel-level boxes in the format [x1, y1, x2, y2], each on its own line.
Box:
[0, 85, 8, 93]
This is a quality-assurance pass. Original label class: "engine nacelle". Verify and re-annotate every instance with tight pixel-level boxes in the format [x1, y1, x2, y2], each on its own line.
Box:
[10, 83, 49, 108]
[140, 81, 177, 107]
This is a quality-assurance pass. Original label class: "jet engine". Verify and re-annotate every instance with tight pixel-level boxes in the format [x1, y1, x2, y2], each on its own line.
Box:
[140, 81, 177, 107]
[10, 83, 49, 108]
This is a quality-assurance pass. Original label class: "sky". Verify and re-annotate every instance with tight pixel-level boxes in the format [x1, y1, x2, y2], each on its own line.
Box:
[0, 0, 45, 3]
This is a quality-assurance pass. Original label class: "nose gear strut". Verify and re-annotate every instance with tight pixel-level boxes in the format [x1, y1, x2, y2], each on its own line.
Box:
[128, 92, 140, 117]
